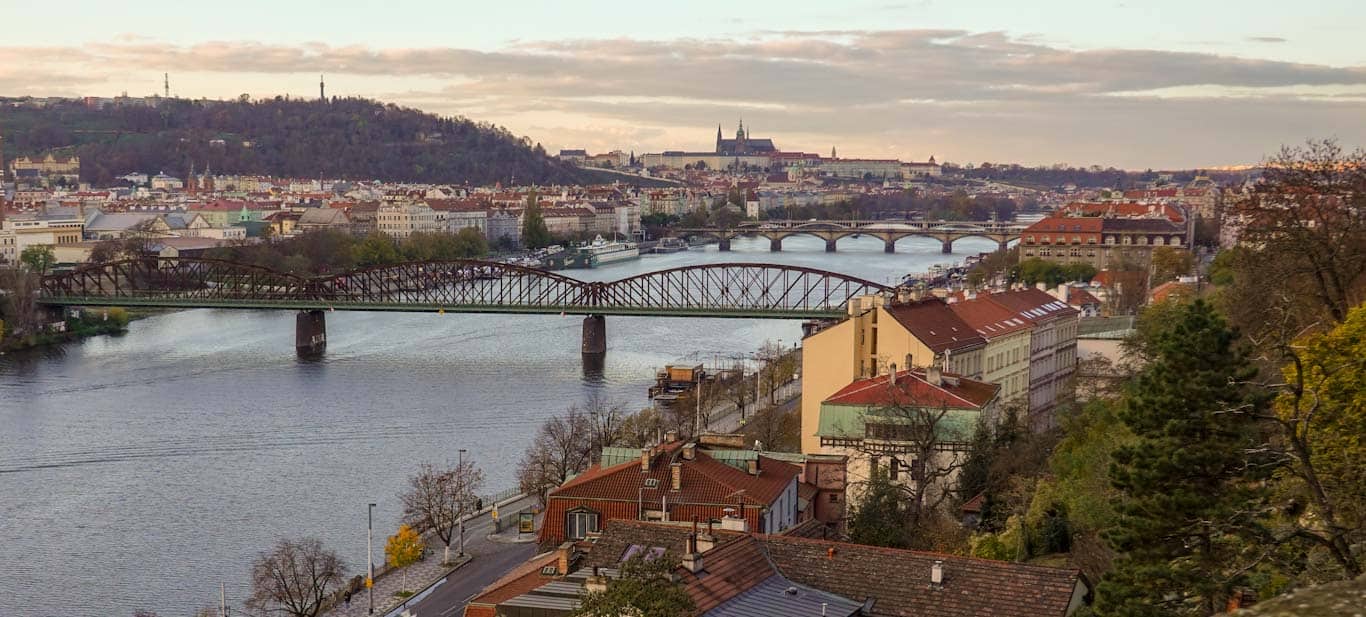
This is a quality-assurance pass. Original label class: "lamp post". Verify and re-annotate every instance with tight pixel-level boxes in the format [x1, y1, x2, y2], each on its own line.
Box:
[458, 449, 467, 558]
[367, 502, 376, 615]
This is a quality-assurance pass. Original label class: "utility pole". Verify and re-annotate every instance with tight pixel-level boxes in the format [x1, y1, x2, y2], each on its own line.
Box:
[458, 449, 467, 558]
[368, 502, 376, 614]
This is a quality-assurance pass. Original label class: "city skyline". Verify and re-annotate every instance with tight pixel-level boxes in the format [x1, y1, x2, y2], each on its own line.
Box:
[2, 0, 1365, 169]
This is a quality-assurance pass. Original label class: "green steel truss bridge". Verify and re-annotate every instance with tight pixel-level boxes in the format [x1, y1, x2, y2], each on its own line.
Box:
[39, 258, 889, 354]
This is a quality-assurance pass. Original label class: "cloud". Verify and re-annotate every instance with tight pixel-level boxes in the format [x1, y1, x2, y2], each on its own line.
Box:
[1247, 36, 1288, 43]
[1, 29, 1362, 167]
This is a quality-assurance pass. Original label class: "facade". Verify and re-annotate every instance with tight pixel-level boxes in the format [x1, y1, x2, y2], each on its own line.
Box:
[486, 208, 521, 244]
[539, 440, 804, 546]
[296, 207, 351, 233]
[0, 209, 85, 263]
[800, 294, 987, 455]
[813, 367, 999, 504]
[9, 153, 80, 187]
[376, 201, 444, 239]
[1020, 203, 1191, 271]
[978, 289, 1079, 429]
[948, 296, 1033, 408]
[817, 158, 904, 179]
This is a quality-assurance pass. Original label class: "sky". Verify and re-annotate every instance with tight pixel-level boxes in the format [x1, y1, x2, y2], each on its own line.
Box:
[2, 0, 1364, 169]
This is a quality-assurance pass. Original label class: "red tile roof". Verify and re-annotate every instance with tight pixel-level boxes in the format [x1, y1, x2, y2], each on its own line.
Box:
[824, 368, 998, 410]
[463, 551, 560, 617]
[882, 298, 987, 353]
[949, 297, 1033, 339]
[550, 444, 800, 509]
[980, 289, 1078, 325]
[679, 535, 777, 613]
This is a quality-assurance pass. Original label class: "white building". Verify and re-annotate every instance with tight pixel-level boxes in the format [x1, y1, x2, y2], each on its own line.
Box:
[376, 201, 445, 239]
[0, 208, 86, 264]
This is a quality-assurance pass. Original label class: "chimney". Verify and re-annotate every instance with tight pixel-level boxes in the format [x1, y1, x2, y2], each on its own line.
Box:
[681, 533, 704, 573]
[697, 520, 717, 552]
[1035, 281, 1046, 291]
[682, 442, 695, 460]
[664, 429, 679, 443]
[931, 560, 944, 586]
[746, 458, 761, 476]
[827, 547, 836, 560]
[888, 363, 897, 386]
[670, 462, 682, 491]
[904, 353, 913, 370]
[556, 541, 575, 576]
[640, 448, 651, 473]
[585, 566, 609, 593]
[926, 365, 942, 387]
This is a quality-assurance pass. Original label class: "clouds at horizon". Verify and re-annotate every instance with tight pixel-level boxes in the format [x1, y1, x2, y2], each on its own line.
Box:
[3, 29, 1364, 169]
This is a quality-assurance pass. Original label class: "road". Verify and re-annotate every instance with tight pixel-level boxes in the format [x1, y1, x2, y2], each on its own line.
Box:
[400, 497, 540, 617]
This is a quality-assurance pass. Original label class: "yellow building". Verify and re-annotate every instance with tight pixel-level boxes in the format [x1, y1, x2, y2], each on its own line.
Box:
[948, 295, 1033, 410]
[800, 294, 986, 455]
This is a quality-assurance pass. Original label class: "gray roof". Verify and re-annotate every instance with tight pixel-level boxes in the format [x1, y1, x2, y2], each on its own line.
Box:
[706, 574, 862, 617]
[84, 212, 160, 231]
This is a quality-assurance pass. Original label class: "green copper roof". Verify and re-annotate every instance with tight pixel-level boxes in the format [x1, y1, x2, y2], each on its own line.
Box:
[816, 402, 980, 443]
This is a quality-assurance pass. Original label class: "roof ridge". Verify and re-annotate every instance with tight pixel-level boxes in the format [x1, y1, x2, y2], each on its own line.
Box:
[758, 533, 1082, 574]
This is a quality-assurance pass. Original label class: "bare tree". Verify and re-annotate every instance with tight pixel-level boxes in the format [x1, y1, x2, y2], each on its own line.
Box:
[742, 403, 800, 452]
[757, 340, 799, 405]
[400, 460, 485, 565]
[246, 538, 347, 617]
[848, 381, 976, 546]
[518, 404, 595, 504]
[721, 361, 754, 421]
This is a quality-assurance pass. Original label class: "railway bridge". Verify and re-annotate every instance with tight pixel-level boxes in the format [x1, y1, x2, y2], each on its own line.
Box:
[674, 219, 1025, 254]
[39, 258, 889, 357]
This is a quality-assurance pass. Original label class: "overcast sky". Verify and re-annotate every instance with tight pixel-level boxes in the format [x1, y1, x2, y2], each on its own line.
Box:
[3, 0, 1364, 169]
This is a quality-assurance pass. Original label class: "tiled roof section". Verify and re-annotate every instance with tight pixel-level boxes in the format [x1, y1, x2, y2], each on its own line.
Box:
[981, 289, 1079, 325]
[760, 535, 1082, 617]
[1023, 216, 1103, 235]
[1067, 287, 1102, 307]
[679, 535, 776, 613]
[824, 368, 999, 410]
[882, 298, 986, 353]
[949, 297, 1033, 339]
[550, 445, 801, 509]
[1100, 217, 1185, 233]
[582, 520, 740, 570]
[463, 550, 560, 617]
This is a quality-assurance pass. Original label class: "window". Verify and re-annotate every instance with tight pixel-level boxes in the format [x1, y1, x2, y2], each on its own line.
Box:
[889, 459, 900, 480]
[828, 493, 840, 503]
[566, 509, 600, 539]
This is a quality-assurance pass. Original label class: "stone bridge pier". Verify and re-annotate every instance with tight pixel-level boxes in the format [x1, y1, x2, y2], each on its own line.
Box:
[769, 236, 784, 252]
[941, 238, 954, 254]
[295, 310, 327, 357]
[582, 314, 607, 355]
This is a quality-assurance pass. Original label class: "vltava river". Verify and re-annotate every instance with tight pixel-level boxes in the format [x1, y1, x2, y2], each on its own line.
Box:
[0, 235, 995, 616]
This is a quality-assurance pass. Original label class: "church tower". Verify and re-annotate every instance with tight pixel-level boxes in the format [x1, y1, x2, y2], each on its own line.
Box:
[716, 124, 723, 153]
[320, 74, 326, 102]
[186, 161, 197, 193]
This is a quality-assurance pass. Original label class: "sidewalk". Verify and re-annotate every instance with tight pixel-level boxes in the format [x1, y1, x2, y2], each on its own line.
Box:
[705, 378, 800, 434]
[321, 493, 528, 617]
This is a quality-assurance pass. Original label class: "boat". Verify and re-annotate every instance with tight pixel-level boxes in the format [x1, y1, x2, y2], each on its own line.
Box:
[544, 235, 641, 269]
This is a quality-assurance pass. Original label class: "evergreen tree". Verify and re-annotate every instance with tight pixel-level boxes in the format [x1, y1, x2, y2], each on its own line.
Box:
[847, 467, 910, 549]
[521, 190, 554, 249]
[1097, 300, 1266, 617]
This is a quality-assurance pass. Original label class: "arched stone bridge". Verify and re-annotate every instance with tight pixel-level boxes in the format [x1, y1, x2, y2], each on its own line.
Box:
[674, 219, 1025, 254]
[39, 257, 890, 356]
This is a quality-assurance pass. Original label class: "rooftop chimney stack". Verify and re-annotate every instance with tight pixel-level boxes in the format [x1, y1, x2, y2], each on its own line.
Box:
[889, 363, 897, 386]
[682, 443, 695, 460]
[681, 533, 704, 573]
[670, 462, 682, 491]
[926, 365, 942, 387]
[931, 560, 944, 586]
[640, 448, 651, 473]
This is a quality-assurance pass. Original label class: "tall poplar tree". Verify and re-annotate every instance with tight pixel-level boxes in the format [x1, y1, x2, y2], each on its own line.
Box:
[521, 189, 554, 249]
[1098, 300, 1267, 617]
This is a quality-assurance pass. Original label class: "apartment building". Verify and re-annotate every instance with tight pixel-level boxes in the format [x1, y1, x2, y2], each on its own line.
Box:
[376, 201, 444, 239]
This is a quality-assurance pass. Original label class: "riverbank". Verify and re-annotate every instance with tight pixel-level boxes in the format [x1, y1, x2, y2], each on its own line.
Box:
[0, 307, 172, 353]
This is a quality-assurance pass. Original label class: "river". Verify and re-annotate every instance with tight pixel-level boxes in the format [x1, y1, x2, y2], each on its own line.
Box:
[0, 234, 996, 616]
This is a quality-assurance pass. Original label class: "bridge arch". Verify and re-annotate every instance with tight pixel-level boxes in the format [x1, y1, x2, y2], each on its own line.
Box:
[592, 262, 889, 317]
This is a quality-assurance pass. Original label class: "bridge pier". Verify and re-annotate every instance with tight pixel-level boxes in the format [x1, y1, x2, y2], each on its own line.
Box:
[941, 239, 954, 254]
[581, 314, 607, 355]
[769, 237, 783, 252]
[998, 240, 1010, 252]
[295, 310, 327, 357]
[883, 240, 896, 253]
[718, 238, 731, 252]
[824, 239, 838, 253]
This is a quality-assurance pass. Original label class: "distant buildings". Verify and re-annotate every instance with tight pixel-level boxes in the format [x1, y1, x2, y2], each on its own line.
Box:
[1019, 201, 1191, 271]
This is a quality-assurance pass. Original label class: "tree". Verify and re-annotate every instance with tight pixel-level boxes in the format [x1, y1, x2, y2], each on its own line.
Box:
[741, 403, 799, 452]
[246, 537, 347, 617]
[1098, 301, 1266, 616]
[1150, 246, 1195, 285]
[400, 460, 485, 565]
[19, 245, 56, 275]
[521, 190, 554, 249]
[848, 467, 911, 548]
[1249, 303, 1366, 580]
[571, 554, 695, 617]
[352, 232, 400, 266]
[756, 340, 797, 405]
[517, 399, 624, 504]
[1231, 139, 1366, 327]
[384, 524, 424, 595]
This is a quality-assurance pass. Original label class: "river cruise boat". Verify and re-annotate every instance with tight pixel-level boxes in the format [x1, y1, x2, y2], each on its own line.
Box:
[544, 235, 641, 269]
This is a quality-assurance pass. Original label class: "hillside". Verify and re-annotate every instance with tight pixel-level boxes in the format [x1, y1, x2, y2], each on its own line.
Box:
[0, 96, 590, 186]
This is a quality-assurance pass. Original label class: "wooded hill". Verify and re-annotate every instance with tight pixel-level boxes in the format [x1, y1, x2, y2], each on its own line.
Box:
[1, 96, 592, 187]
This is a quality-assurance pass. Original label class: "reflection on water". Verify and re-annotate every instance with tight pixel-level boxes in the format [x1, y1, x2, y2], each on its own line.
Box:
[0, 235, 996, 616]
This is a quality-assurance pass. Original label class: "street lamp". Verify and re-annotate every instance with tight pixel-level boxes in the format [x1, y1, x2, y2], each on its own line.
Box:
[367, 502, 376, 615]
[458, 449, 467, 558]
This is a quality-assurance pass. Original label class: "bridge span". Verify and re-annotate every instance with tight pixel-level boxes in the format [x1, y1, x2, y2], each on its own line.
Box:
[39, 257, 889, 356]
[673, 219, 1025, 254]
